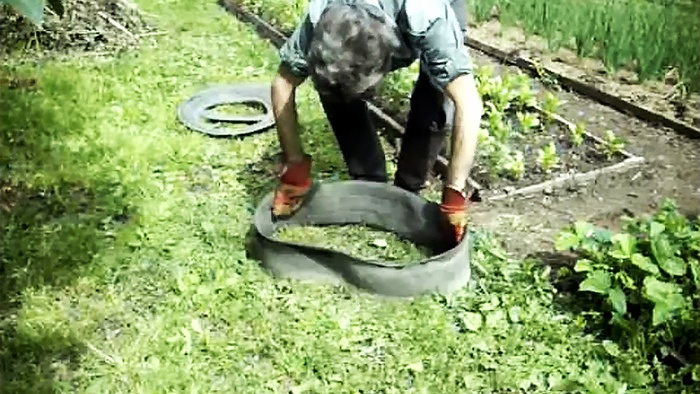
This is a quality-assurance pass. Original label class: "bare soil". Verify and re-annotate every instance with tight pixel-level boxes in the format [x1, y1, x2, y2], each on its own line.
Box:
[467, 19, 700, 130]
[0, 0, 155, 57]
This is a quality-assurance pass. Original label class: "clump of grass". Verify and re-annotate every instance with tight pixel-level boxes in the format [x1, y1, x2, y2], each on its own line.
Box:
[469, 0, 700, 91]
[274, 224, 431, 263]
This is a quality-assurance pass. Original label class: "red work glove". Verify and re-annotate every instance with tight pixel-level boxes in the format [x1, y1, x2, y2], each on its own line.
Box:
[439, 186, 473, 244]
[272, 154, 313, 219]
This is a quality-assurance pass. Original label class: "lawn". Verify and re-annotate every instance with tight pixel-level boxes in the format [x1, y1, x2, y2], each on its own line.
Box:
[0, 0, 693, 393]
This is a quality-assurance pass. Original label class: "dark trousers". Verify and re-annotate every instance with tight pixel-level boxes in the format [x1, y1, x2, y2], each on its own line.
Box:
[317, 1, 466, 193]
[318, 71, 453, 193]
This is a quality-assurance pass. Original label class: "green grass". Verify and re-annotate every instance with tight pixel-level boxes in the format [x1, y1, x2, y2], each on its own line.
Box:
[467, 0, 700, 92]
[274, 224, 430, 264]
[0, 0, 685, 392]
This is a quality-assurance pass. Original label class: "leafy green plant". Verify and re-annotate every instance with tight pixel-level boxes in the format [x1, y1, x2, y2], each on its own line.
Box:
[555, 199, 700, 383]
[516, 111, 540, 133]
[501, 150, 526, 180]
[602, 129, 626, 158]
[502, 72, 538, 109]
[569, 122, 586, 146]
[536, 141, 559, 173]
[486, 104, 510, 142]
[541, 92, 561, 122]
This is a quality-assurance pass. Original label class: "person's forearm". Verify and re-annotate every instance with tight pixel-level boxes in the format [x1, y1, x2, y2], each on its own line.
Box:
[271, 69, 305, 163]
[446, 79, 483, 191]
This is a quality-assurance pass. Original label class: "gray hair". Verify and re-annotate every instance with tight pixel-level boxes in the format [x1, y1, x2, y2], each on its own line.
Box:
[307, 2, 401, 100]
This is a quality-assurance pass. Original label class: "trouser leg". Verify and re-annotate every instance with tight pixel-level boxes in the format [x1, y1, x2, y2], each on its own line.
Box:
[394, 1, 467, 192]
[394, 67, 453, 193]
[318, 94, 388, 182]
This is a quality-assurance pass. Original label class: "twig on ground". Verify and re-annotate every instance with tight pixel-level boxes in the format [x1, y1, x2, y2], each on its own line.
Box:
[97, 11, 136, 40]
[138, 31, 167, 38]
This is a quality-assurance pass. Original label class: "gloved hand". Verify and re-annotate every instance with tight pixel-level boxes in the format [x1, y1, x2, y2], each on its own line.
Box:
[272, 154, 313, 219]
[439, 185, 474, 244]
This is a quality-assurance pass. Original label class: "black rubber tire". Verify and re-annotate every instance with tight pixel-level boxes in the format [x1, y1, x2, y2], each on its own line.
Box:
[246, 180, 473, 298]
[177, 83, 275, 137]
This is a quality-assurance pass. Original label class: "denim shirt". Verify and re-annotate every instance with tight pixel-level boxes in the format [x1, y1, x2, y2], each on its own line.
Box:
[278, 0, 473, 91]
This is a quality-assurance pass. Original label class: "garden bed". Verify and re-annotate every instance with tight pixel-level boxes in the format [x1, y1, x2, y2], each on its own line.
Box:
[378, 64, 643, 196]
[223, 0, 645, 200]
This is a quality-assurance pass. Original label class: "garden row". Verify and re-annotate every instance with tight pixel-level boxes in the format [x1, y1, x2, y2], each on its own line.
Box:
[226, 1, 700, 389]
[467, 0, 700, 93]
[236, 0, 640, 197]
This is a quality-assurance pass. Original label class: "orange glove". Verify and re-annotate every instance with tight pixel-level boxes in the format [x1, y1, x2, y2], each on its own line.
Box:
[272, 154, 313, 219]
[439, 186, 477, 244]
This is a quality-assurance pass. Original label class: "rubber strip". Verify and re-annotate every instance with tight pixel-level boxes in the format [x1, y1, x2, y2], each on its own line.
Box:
[246, 180, 473, 297]
[177, 83, 275, 137]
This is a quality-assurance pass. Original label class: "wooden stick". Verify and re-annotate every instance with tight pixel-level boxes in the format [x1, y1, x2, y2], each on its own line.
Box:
[97, 11, 136, 40]
[487, 156, 645, 201]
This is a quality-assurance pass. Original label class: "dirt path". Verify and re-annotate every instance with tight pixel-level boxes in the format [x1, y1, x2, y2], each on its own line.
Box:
[465, 50, 700, 257]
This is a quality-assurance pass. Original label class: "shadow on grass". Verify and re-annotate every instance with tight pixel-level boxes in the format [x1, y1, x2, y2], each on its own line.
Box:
[0, 70, 132, 393]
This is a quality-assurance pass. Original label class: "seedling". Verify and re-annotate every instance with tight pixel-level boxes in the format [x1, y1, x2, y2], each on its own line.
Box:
[516, 111, 541, 134]
[602, 130, 626, 158]
[502, 150, 526, 180]
[570, 122, 586, 146]
[542, 92, 561, 122]
[487, 106, 510, 143]
[537, 141, 560, 173]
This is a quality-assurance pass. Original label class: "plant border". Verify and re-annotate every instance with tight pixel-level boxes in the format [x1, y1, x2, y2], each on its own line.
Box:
[217, 0, 646, 201]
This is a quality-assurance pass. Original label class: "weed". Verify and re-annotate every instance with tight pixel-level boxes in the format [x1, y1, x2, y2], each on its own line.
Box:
[555, 199, 700, 390]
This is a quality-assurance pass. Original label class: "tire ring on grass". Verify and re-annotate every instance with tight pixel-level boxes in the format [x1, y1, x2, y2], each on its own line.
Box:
[246, 180, 473, 297]
[177, 83, 275, 137]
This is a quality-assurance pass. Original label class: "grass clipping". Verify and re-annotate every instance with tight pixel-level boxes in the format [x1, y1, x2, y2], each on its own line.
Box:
[0, 0, 154, 56]
[274, 224, 431, 264]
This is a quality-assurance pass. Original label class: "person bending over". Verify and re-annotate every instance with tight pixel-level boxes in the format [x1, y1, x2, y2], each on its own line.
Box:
[269, 0, 483, 244]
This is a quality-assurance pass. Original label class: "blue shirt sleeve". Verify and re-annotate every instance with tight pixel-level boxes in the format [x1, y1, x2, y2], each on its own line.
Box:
[278, 13, 313, 78]
[402, 0, 474, 90]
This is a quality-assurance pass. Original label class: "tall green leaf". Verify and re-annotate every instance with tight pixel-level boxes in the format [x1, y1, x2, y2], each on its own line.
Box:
[610, 233, 635, 259]
[630, 253, 660, 275]
[652, 235, 687, 276]
[555, 231, 579, 251]
[607, 286, 627, 315]
[643, 276, 686, 326]
[649, 221, 665, 239]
